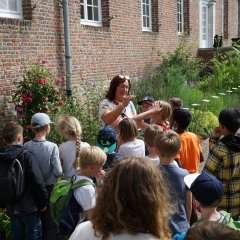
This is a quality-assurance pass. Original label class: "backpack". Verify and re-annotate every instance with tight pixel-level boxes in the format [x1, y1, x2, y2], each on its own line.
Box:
[0, 150, 27, 202]
[50, 176, 95, 237]
[220, 211, 240, 232]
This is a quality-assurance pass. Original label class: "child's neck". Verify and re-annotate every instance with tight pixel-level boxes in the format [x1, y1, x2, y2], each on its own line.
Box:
[160, 157, 175, 165]
[200, 207, 221, 221]
[176, 128, 186, 134]
[78, 168, 91, 178]
[147, 147, 158, 158]
[34, 133, 47, 141]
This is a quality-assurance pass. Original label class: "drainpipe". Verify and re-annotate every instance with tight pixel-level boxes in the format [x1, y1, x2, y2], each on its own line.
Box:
[62, 0, 72, 96]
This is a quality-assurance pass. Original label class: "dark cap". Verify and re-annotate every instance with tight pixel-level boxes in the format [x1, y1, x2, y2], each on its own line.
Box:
[184, 172, 224, 206]
[96, 126, 117, 154]
[137, 96, 155, 105]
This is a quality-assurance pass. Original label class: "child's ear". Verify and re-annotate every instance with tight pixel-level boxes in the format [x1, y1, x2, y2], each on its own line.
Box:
[17, 134, 23, 144]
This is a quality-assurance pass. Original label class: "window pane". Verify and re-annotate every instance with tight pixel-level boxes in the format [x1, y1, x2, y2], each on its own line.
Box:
[93, 6, 99, 21]
[143, 16, 146, 27]
[80, 0, 84, 3]
[146, 17, 149, 27]
[81, 5, 85, 19]
[0, 0, 8, 10]
[9, 0, 17, 11]
[87, 0, 92, 5]
[146, 4, 149, 15]
[146, 0, 149, 4]
[87, 6, 93, 20]
[93, 0, 98, 6]
[143, 5, 146, 15]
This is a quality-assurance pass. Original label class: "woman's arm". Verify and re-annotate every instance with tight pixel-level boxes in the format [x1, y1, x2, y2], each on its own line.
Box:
[100, 95, 135, 126]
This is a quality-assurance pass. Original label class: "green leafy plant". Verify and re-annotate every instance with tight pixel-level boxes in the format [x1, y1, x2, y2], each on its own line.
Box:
[189, 109, 218, 138]
[0, 211, 10, 240]
[13, 60, 64, 140]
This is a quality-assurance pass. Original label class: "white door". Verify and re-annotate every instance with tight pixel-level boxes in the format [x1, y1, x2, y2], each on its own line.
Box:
[200, 3, 208, 48]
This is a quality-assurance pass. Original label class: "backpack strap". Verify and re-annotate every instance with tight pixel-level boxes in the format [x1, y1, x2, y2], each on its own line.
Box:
[71, 179, 95, 190]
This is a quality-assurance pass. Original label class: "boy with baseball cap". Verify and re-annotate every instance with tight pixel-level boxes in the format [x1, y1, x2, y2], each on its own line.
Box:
[184, 172, 240, 231]
[24, 113, 62, 239]
[203, 108, 240, 220]
[96, 126, 122, 170]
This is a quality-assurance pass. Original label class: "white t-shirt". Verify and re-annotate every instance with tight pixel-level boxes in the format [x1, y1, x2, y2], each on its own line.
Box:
[145, 156, 179, 167]
[145, 156, 160, 166]
[70, 221, 159, 240]
[74, 176, 95, 211]
[118, 139, 145, 158]
[59, 141, 90, 180]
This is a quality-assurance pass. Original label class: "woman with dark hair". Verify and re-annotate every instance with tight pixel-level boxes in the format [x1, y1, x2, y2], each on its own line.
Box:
[99, 75, 136, 132]
[70, 158, 172, 240]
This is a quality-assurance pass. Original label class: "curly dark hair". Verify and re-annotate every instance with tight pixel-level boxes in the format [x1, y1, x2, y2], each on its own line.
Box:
[91, 158, 172, 239]
[105, 75, 132, 101]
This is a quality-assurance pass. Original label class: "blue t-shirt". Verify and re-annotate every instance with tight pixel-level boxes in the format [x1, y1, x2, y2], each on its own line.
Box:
[159, 165, 189, 236]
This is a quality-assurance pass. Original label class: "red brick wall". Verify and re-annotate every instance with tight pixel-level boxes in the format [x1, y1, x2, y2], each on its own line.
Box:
[0, 0, 238, 138]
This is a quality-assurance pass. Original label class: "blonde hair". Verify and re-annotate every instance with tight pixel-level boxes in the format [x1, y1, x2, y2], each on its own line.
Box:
[159, 100, 172, 121]
[118, 118, 139, 143]
[79, 146, 107, 169]
[57, 116, 82, 169]
[91, 158, 172, 239]
[144, 124, 163, 147]
[154, 130, 180, 158]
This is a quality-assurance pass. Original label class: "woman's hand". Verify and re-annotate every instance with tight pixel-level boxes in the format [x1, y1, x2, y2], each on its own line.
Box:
[152, 101, 163, 113]
[122, 95, 135, 108]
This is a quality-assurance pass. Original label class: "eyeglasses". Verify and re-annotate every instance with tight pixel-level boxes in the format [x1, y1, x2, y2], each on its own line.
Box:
[118, 75, 130, 80]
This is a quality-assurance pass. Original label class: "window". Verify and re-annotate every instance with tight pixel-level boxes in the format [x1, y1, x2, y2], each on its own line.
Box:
[177, 0, 184, 34]
[0, 0, 22, 19]
[142, 0, 152, 31]
[80, 0, 102, 26]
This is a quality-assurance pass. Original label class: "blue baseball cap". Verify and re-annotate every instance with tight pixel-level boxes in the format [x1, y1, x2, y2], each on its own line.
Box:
[137, 96, 155, 105]
[31, 113, 53, 128]
[97, 126, 117, 154]
[184, 172, 224, 206]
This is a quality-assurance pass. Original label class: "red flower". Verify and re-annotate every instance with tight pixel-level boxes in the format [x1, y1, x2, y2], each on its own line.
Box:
[41, 109, 49, 113]
[43, 97, 48, 103]
[55, 77, 62, 84]
[16, 107, 23, 114]
[41, 58, 46, 64]
[26, 125, 32, 130]
[36, 79, 47, 85]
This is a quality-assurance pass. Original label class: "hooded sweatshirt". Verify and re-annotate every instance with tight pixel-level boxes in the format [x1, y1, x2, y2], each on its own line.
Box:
[0, 145, 48, 218]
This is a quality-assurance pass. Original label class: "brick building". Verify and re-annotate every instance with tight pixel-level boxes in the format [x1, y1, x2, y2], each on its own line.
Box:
[0, 0, 239, 133]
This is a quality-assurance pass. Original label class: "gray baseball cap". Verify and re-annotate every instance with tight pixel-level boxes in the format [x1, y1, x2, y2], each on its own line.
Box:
[31, 113, 53, 128]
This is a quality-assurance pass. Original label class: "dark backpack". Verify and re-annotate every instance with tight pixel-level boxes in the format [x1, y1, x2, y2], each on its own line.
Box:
[0, 150, 27, 202]
[50, 176, 95, 237]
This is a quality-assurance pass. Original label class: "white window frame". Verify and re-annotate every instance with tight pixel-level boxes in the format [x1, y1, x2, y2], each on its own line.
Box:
[141, 0, 152, 32]
[80, 0, 102, 27]
[177, 0, 184, 34]
[0, 0, 22, 19]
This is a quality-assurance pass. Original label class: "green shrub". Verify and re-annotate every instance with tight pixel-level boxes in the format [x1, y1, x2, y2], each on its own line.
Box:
[189, 109, 218, 138]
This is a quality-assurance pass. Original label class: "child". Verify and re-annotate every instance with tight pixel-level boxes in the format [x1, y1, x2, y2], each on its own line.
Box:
[137, 96, 155, 124]
[172, 108, 203, 172]
[154, 130, 191, 236]
[118, 118, 145, 158]
[96, 126, 122, 171]
[144, 124, 163, 165]
[184, 172, 233, 224]
[70, 158, 173, 240]
[169, 97, 183, 129]
[74, 146, 106, 220]
[203, 108, 240, 220]
[24, 113, 63, 240]
[57, 116, 90, 180]
[133, 100, 171, 131]
[184, 221, 240, 240]
[0, 122, 48, 240]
